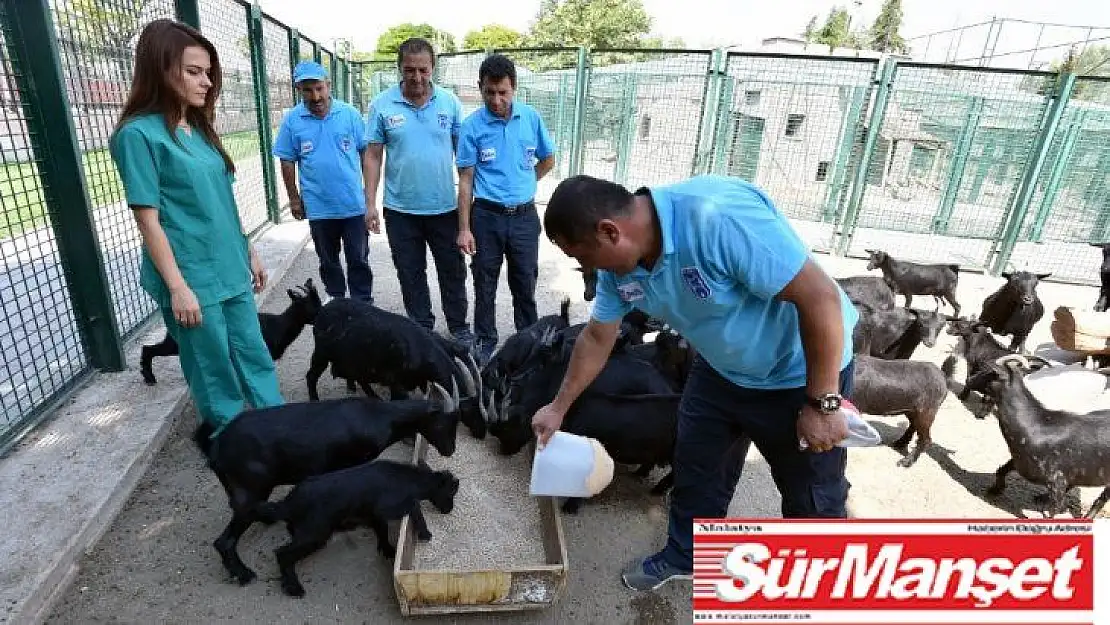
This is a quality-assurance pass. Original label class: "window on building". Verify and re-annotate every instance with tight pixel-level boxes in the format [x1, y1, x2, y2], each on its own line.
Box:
[785, 114, 805, 137]
[816, 161, 830, 182]
[744, 90, 761, 106]
[639, 114, 651, 139]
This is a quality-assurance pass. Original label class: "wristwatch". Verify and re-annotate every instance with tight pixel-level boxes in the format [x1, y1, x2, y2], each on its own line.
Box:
[807, 392, 842, 414]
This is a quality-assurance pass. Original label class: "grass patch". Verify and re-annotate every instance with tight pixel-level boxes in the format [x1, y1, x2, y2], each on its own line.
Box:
[0, 129, 264, 240]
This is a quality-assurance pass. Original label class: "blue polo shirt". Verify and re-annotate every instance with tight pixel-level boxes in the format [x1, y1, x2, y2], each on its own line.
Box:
[272, 99, 368, 220]
[590, 175, 858, 390]
[456, 101, 554, 206]
[367, 85, 462, 215]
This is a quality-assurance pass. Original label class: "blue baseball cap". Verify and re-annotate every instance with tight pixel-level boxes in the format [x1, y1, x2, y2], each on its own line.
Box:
[293, 60, 328, 84]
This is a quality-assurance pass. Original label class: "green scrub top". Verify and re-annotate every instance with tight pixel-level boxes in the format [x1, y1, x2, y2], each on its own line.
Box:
[109, 112, 251, 309]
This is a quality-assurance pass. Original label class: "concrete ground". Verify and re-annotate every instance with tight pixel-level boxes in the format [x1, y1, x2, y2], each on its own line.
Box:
[41, 215, 1107, 624]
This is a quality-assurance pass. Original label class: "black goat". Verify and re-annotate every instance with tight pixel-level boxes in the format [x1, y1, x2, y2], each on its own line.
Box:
[836, 275, 896, 311]
[576, 266, 598, 301]
[488, 326, 675, 457]
[865, 249, 961, 315]
[306, 298, 482, 423]
[192, 381, 461, 586]
[978, 355, 1110, 519]
[255, 459, 460, 597]
[852, 354, 951, 468]
[1091, 243, 1110, 312]
[481, 297, 572, 404]
[139, 278, 322, 385]
[946, 316, 1014, 405]
[624, 328, 697, 392]
[852, 305, 950, 360]
[978, 270, 1050, 353]
[487, 389, 681, 514]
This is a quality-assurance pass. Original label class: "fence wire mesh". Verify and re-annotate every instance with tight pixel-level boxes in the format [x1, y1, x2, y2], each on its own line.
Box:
[1009, 74, 1110, 283]
[262, 16, 292, 210]
[432, 52, 484, 117]
[715, 53, 879, 251]
[844, 64, 1058, 272]
[49, 0, 175, 338]
[581, 50, 713, 194]
[200, 0, 267, 233]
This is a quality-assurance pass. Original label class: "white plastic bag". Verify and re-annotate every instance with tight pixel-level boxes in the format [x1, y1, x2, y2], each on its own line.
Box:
[798, 400, 883, 450]
[529, 431, 615, 498]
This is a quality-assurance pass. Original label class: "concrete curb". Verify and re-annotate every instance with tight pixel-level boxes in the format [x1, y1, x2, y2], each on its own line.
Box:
[0, 219, 311, 625]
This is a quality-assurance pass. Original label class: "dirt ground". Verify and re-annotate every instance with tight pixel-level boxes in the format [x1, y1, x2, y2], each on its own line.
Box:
[45, 224, 1107, 624]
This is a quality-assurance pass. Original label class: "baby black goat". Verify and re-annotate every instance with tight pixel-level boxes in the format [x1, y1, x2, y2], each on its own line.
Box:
[255, 459, 459, 597]
[981, 354, 1110, 519]
[192, 380, 461, 586]
[139, 278, 321, 384]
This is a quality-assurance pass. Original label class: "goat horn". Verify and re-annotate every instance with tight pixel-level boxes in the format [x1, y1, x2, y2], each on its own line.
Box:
[485, 390, 498, 423]
[450, 377, 460, 412]
[500, 393, 511, 425]
[466, 351, 482, 397]
[412, 387, 426, 400]
[994, 354, 1030, 370]
[453, 356, 477, 398]
[478, 388, 490, 422]
[429, 381, 449, 408]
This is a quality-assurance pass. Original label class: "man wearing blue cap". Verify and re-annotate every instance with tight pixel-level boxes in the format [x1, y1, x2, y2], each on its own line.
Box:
[273, 60, 377, 303]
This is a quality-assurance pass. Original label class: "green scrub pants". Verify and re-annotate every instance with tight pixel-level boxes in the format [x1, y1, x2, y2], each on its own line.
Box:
[162, 289, 284, 436]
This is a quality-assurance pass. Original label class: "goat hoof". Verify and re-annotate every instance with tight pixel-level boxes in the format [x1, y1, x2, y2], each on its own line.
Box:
[233, 568, 257, 586]
[281, 579, 305, 598]
[417, 529, 432, 542]
[896, 457, 915, 468]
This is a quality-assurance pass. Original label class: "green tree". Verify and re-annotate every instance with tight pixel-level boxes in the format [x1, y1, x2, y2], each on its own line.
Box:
[1054, 44, 1110, 100]
[525, 0, 651, 50]
[813, 7, 858, 51]
[639, 35, 685, 49]
[803, 15, 819, 42]
[374, 23, 457, 61]
[462, 24, 524, 51]
[868, 0, 908, 54]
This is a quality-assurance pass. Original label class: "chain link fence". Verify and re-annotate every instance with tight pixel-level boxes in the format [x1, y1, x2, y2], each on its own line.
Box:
[2, 2, 1110, 451]
[0, 0, 346, 453]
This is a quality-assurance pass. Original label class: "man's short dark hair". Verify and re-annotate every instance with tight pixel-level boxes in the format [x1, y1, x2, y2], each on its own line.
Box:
[544, 175, 636, 246]
[397, 38, 436, 67]
[478, 53, 516, 88]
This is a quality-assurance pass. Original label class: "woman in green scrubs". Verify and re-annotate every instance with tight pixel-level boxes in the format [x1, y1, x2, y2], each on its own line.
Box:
[109, 19, 284, 436]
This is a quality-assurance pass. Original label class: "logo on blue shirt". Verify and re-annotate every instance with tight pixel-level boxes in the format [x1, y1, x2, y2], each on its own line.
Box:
[340, 135, 352, 152]
[480, 147, 497, 162]
[681, 266, 712, 300]
[437, 112, 450, 130]
[300, 140, 313, 155]
[386, 114, 405, 129]
[617, 281, 646, 302]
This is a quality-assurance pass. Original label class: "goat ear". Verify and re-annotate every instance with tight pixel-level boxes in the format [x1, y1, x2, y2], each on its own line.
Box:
[287, 288, 301, 300]
[1036, 273, 1051, 280]
[1001, 272, 1012, 280]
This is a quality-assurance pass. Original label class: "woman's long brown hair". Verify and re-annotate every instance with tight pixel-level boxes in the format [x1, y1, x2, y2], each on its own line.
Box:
[114, 19, 236, 175]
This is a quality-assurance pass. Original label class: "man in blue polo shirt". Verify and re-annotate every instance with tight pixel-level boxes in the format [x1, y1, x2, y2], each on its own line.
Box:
[456, 53, 556, 365]
[533, 174, 859, 592]
[273, 60, 376, 303]
[365, 38, 473, 346]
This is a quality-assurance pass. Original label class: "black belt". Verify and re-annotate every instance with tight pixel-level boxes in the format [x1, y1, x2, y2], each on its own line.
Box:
[474, 197, 534, 216]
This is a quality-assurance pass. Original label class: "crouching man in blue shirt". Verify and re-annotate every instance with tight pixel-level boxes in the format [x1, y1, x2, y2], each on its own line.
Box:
[533, 174, 859, 592]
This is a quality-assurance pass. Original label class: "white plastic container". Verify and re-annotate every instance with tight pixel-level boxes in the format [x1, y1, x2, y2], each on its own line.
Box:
[798, 399, 883, 450]
[529, 431, 615, 498]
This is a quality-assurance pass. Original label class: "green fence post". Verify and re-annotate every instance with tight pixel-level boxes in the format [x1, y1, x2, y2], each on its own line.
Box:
[989, 73, 1076, 274]
[930, 95, 983, 234]
[835, 58, 897, 256]
[710, 74, 736, 175]
[1028, 109, 1084, 242]
[567, 46, 589, 177]
[313, 42, 321, 64]
[614, 73, 638, 186]
[2, 0, 125, 371]
[175, 0, 201, 29]
[288, 28, 300, 102]
[823, 85, 868, 222]
[247, 3, 279, 223]
[690, 49, 724, 176]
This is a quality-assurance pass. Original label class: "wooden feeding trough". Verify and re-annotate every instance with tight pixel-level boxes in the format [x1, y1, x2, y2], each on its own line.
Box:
[1051, 306, 1110, 355]
[392, 434, 569, 616]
